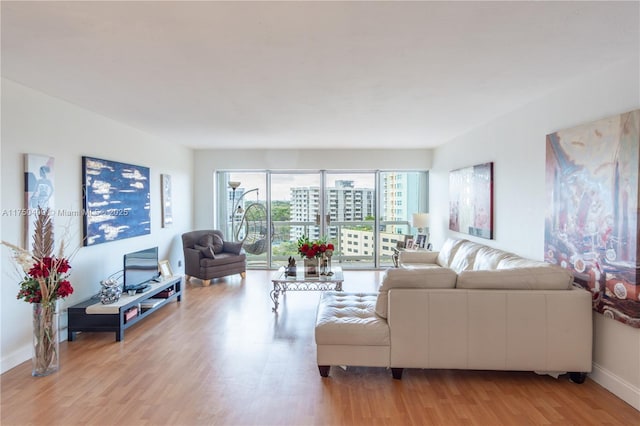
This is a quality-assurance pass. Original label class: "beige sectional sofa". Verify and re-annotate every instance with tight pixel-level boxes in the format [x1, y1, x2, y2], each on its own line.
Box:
[315, 238, 593, 382]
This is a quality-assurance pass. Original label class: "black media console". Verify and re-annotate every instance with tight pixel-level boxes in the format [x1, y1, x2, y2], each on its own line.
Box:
[67, 275, 182, 342]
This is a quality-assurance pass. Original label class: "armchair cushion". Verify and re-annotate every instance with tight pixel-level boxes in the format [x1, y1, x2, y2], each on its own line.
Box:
[194, 244, 216, 259]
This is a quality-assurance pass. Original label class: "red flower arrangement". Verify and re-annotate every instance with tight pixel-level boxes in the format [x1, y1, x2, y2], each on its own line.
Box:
[4, 209, 75, 304]
[3, 209, 77, 376]
[18, 256, 74, 303]
[297, 236, 334, 259]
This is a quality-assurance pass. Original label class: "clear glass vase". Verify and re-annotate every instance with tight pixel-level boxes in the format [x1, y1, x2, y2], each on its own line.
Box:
[304, 257, 319, 276]
[32, 301, 59, 377]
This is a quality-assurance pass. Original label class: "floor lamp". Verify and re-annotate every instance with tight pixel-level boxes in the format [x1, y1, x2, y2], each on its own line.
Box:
[229, 181, 241, 239]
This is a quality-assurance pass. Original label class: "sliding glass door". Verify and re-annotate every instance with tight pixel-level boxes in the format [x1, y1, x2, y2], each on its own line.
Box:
[216, 170, 428, 270]
[270, 172, 322, 268]
[223, 172, 268, 268]
[324, 172, 376, 268]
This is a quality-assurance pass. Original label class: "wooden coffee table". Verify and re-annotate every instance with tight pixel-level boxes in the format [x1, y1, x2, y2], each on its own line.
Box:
[270, 266, 344, 312]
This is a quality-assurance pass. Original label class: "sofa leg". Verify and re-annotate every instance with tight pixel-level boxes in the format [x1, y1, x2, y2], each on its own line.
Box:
[240, 271, 246, 279]
[185, 275, 191, 282]
[391, 368, 404, 380]
[202, 279, 211, 286]
[318, 365, 330, 377]
[569, 372, 587, 384]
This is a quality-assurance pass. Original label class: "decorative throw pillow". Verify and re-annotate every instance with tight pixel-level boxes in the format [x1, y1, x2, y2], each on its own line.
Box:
[211, 234, 224, 254]
[194, 244, 215, 259]
[198, 234, 214, 248]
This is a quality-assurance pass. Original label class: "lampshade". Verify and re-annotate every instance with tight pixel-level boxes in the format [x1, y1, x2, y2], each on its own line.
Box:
[412, 213, 429, 230]
[228, 181, 241, 190]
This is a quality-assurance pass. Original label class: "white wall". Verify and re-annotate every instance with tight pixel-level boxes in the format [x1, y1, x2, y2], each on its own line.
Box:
[192, 148, 433, 229]
[0, 79, 194, 373]
[430, 59, 640, 410]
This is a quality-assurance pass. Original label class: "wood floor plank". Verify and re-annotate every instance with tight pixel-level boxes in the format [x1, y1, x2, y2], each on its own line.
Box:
[1, 270, 638, 425]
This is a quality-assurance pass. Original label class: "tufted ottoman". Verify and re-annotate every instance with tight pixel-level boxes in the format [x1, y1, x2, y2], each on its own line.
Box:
[314, 291, 390, 377]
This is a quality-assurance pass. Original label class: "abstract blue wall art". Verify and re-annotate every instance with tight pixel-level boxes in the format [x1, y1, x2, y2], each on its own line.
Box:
[82, 156, 150, 246]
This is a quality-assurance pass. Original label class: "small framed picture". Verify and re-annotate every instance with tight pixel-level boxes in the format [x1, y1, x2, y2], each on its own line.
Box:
[158, 260, 173, 279]
[416, 234, 427, 249]
[396, 240, 405, 249]
[405, 239, 415, 249]
[403, 234, 414, 245]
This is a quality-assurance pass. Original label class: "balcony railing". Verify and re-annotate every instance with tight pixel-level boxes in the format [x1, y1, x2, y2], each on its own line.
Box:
[232, 220, 410, 270]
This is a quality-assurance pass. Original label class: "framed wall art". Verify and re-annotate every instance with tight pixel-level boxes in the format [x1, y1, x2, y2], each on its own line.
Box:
[161, 173, 173, 227]
[24, 154, 55, 248]
[545, 109, 640, 328]
[82, 156, 150, 246]
[448, 162, 494, 239]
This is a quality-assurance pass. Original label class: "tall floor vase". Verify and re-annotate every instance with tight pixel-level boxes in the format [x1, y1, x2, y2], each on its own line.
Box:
[32, 301, 59, 376]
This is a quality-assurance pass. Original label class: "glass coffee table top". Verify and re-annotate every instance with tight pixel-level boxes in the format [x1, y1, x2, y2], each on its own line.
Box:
[270, 266, 343, 312]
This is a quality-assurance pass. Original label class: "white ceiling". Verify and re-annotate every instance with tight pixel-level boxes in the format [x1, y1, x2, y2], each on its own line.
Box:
[2, 1, 638, 149]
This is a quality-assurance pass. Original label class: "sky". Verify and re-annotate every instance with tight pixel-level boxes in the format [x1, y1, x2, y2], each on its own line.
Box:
[229, 172, 376, 201]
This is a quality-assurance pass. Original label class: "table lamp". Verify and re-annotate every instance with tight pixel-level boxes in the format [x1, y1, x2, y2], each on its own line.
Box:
[412, 213, 429, 234]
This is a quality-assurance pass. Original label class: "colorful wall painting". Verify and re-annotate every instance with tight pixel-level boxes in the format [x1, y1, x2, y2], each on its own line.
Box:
[545, 109, 640, 328]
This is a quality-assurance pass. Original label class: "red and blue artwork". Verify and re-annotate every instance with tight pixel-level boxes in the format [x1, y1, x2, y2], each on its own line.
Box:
[545, 110, 640, 328]
[82, 156, 150, 246]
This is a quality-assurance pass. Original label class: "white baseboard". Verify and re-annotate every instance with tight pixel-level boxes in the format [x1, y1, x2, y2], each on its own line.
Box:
[1, 329, 69, 375]
[0, 345, 31, 374]
[590, 362, 640, 411]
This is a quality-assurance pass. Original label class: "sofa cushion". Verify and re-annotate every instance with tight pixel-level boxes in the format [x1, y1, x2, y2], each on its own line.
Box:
[456, 266, 573, 290]
[194, 244, 216, 259]
[375, 267, 457, 318]
[472, 246, 513, 270]
[497, 256, 549, 269]
[436, 238, 467, 267]
[448, 240, 483, 273]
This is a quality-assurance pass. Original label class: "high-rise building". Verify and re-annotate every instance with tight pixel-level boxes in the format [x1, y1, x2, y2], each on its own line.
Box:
[290, 181, 375, 241]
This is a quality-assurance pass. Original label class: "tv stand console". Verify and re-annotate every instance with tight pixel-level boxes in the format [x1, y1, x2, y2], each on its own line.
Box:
[68, 275, 182, 342]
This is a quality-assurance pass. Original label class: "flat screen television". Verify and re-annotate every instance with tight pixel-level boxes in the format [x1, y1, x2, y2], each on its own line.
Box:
[123, 247, 159, 292]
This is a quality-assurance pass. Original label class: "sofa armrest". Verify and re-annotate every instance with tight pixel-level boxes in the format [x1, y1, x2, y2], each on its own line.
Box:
[399, 250, 439, 265]
[184, 247, 202, 276]
[223, 241, 244, 255]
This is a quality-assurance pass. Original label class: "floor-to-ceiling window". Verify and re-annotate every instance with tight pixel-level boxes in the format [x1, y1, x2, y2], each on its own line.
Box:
[216, 170, 428, 269]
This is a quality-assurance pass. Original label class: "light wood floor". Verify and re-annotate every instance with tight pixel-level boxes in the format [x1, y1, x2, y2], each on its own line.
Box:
[2, 270, 639, 425]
